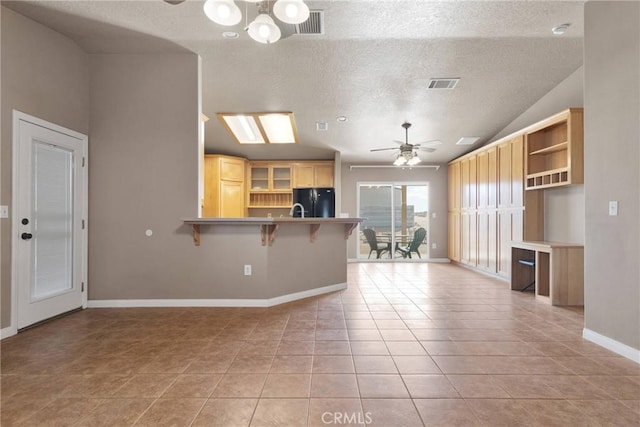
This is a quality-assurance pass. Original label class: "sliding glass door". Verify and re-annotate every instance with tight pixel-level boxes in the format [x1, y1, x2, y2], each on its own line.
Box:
[357, 183, 429, 260]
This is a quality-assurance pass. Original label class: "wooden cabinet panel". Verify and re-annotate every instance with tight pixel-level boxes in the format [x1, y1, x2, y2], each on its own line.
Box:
[314, 164, 334, 187]
[477, 212, 498, 273]
[219, 181, 245, 217]
[469, 155, 477, 210]
[293, 164, 314, 187]
[203, 154, 246, 218]
[448, 212, 460, 261]
[477, 151, 488, 209]
[220, 157, 245, 181]
[488, 147, 497, 208]
[461, 212, 477, 266]
[497, 141, 511, 208]
[461, 159, 470, 209]
[461, 212, 470, 264]
[511, 136, 524, 207]
[497, 211, 512, 278]
[448, 162, 461, 211]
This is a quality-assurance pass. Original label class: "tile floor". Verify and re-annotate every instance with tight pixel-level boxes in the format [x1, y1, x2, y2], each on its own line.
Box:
[1, 262, 639, 426]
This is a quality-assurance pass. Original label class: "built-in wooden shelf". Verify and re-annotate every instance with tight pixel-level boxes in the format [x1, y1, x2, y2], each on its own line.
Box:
[529, 141, 568, 156]
[525, 108, 583, 190]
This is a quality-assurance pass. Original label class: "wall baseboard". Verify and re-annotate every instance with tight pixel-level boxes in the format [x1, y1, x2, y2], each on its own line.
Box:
[347, 258, 451, 263]
[88, 282, 347, 309]
[583, 328, 640, 363]
[1, 326, 18, 339]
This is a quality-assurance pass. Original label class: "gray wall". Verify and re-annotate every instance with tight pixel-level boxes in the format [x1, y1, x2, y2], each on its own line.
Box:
[88, 54, 346, 301]
[0, 7, 90, 328]
[583, 1, 640, 350]
[488, 65, 585, 244]
[341, 164, 448, 259]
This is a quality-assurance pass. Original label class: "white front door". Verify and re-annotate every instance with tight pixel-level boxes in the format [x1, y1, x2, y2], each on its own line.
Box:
[13, 111, 88, 330]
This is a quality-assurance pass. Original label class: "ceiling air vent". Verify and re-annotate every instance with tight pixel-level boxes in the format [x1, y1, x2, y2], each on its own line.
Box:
[427, 78, 460, 90]
[296, 11, 324, 35]
[316, 121, 328, 131]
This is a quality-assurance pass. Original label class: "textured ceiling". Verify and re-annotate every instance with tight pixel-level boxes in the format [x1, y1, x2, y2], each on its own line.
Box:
[4, 0, 585, 163]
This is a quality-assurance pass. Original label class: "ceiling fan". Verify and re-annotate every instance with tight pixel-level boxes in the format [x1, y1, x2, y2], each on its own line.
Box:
[370, 122, 441, 165]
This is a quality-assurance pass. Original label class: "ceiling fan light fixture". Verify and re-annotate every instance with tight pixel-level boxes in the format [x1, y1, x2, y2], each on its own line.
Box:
[248, 13, 282, 44]
[273, 0, 310, 24]
[407, 153, 421, 166]
[393, 155, 407, 166]
[203, 0, 242, 26]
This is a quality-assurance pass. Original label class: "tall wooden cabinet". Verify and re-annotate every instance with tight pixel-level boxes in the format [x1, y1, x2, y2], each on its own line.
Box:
[447, 108, 582, 280]
[203, 155, 246, 218]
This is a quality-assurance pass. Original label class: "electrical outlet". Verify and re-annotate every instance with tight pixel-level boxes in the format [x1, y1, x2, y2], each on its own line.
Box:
[0, 206, 8, 219]
[609, 201, 618, 216]
[431, 242, 437, 249]
[244, 265, 252, 276]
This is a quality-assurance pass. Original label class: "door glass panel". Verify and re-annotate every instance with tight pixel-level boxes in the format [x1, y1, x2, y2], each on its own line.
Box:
[358, 183, 429, 260]
[32, 141, 74, 300]
[358, 185, 393, 259]
[400, 185, 429, 258]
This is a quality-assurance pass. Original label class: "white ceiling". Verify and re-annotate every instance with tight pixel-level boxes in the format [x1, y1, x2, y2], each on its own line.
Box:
[4, 0, 585, 163]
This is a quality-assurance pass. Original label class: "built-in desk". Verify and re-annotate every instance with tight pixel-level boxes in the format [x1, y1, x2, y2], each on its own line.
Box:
[511, 241, 584, 306]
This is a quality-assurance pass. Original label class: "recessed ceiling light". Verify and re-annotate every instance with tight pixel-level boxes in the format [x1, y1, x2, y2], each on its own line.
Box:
[218, 112, 298, 144]
[456, 137, 481, 146]
[336, 116, 348, 123]
[222, 31, 239, 39]
[316, 121, 328, 131]
[552, 23, 570, 35]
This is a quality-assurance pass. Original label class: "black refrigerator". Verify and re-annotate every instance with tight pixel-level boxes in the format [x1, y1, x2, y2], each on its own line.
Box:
[292, 187, 335, 218]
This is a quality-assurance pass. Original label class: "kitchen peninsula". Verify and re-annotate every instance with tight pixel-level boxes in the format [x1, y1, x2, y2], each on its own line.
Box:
[181, 217, 363, 306]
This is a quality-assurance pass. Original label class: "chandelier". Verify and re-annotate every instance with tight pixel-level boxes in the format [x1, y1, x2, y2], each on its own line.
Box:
[203, 0, 310, 44]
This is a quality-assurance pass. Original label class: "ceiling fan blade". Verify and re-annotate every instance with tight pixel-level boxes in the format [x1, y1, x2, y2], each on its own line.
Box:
[417, 147, 436, 153]
[370, 147, 398, 152]
[392, 140, 405, 145]
[415, 139, 442, 146]
[164, 0, 186, 4]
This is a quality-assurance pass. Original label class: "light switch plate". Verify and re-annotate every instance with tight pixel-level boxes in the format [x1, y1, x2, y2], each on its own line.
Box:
[0, 206, 8, 219]
[609, 201, 618, 216]
[244, 265, 252, 276]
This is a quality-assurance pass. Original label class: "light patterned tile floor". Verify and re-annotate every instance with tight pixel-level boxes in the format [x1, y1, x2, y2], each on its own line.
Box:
[1, 263, 639, 426]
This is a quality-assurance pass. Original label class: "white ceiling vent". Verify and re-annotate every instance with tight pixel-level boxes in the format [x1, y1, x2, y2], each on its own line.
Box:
[316, 121, 328, 131]
[456, 137, 481, 146]
[427, 78, 460, 90]
[296, 11, 324, 35]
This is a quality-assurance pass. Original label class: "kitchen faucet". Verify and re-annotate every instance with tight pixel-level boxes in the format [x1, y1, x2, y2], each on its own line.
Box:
[290, 203, 305, 218]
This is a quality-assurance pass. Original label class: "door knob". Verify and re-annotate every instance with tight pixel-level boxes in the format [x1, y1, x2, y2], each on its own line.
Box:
[21, 233, 33, 240]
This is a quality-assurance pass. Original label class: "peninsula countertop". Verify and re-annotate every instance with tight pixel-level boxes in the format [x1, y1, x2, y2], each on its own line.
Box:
[182, 217, 364, 246]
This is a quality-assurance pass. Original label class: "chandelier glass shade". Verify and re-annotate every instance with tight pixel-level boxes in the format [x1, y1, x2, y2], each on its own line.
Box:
[203, 0, 242, 26]
[247, 13, 282, 43]
[203, 0, 310, 44]
[272, 0, 310, 24]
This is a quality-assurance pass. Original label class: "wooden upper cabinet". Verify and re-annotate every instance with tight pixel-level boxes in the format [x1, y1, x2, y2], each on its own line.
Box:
[249, 163, 292, 192]
[293, 162, 334, 188]
[203, 154, 246, 218]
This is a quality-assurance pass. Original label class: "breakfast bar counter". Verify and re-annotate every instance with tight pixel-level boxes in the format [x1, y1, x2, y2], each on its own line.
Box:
[174, 217, 364, 306]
